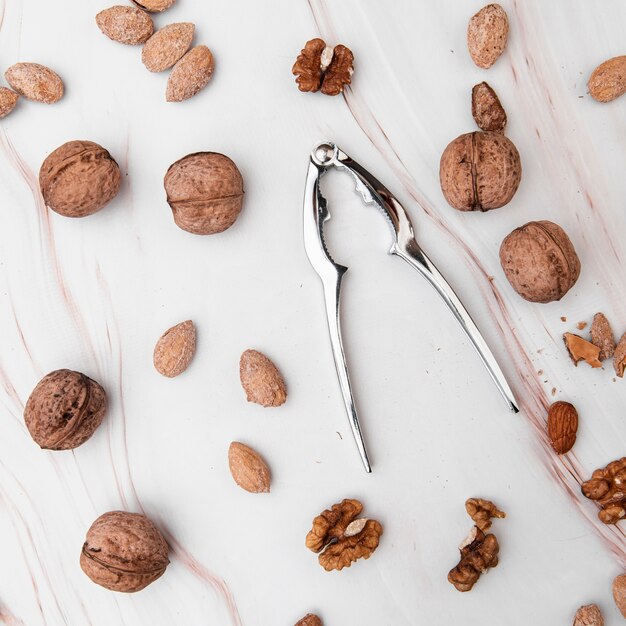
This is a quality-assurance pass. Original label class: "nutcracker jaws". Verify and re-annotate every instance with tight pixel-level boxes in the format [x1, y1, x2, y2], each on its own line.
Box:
[303, 141, 519, 473]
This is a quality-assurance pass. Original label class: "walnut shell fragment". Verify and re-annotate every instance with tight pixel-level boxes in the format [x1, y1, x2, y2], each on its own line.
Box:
[142, 23, 195, 72]
[465, 498, 505, 531]
[306, 498, 383, 571]
[164, 152, 244, 235]
[166, 45, 214, 102]
[471, 82, 507, 132]
[448, 526, 499, 592]
[131, 0, 175, 12]
[573, 604, 604, 626]
[39, 140, 121, 217]
[614, 333, 626, 378]
[240, 349, 286, 407]
[80, 511, 169, 592]
[292, 38, 354, 96]
[564, 333, 602, 368]
[499, 221, 580, 303]
[295, 615, 323, 626]
[582, 457, 626, 524]
[590, 313, 615, 360]
[24, 369, 107, 450]
[614, 574, 626, 618]
[228, 441, 271, 493]
[588, 56, 626, 103]
[439, 131, 521, 211]
[96, 6, 154, 45]
[0, 87, 19, 118]
[547, 401, 578, 454]
[5, 62, 64, 104]
[467, 4, 509, 69]
[153, 320, 196, 377]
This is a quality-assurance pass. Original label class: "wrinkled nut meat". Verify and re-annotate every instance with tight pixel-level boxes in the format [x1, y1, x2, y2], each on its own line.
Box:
[295, 615, 323, 626]
[467, 4, 509, 69]
[142, 23, 195, 72]
[240, 349, 287, 408]
[24, 369, 107, 450]
[0, 87, 19, 118]
[228, 441, 271, 493]
[614, 333, 626, 378]
[5, 62, 64, 104]
[439, 131, 521, 211]
[96, 6, 154, 45]
[614, 574, 626, 618]
[547, 401, 578, 454]
[582, 457, 626, 524]
[39, 140, 121, 217]
[500, 221, 580, 303]
[292, 38, 354, 96]
[164, 152, 243, 235]
[305, 498, 383, 571]
[166, 45, 214, 102]
[131, 0, 175, 12]
[471, 82, 507, 132]
[590, 312, 615, 360]
[465, 498, 505, 532]
[573, 604, 604, 626]
[80, 511, 169, 592]
[563, 333, 602, 368]
[448, 526, 499, 592]
[588, 56, 626, 103]
[153, 320, 196, 377]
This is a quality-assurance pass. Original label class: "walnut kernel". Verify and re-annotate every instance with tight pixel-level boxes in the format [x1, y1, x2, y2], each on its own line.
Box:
[582, 458, 626, 524]
[292, 38, 354, 96]
[448, 526, 499, 592]
[465, 498, 505, 531]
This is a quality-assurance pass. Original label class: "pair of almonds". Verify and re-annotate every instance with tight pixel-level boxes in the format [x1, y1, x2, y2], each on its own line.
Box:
[1, 62, 64, 118]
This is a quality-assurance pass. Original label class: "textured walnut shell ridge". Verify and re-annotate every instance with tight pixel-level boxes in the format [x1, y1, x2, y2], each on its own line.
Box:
[24, 369, 107, 450]
[164, 151, 243, 235]
[499, 221, 580, 303]
[142, 23, 195, 72]
[96, 6, 154, 45]
[80, 511, 169, 592]
[440, 131, 521, 211]
[5, 62, 64, 104]
[166, 45, 214, 102]
[39, 140, 121, 217]
[239, 349, 287, 407]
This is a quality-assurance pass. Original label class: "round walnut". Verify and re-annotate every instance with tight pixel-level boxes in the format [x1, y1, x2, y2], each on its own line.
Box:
[80, 511, 169, 592]
[439, 131, 521, 211]
[499, 221, 581, 303]
[164, 152, 244, 235]
[24, 369, 107, 450]
[39, 140, 121, 217]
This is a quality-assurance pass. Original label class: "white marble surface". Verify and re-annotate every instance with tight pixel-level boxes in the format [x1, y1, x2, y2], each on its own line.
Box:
[2, 0, 626, 624]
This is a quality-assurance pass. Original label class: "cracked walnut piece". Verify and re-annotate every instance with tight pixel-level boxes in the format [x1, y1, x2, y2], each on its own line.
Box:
[465, 498, 505, 531]
[295, 615, 323, 626]
[582, 457, 626, 524]
[448, 526, 499, 592]
[292, 38, 354, 96]
[305, 498, 382, 571]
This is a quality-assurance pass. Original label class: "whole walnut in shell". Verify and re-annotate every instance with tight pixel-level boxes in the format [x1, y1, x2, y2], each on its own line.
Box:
[440, 131, 521, 211]
[24, 369, 107, 450]
[80, 511, 169, 592]
[499, 221, 580, 303]
[39, 140, 121, 217]
[164, 152, 244, 235]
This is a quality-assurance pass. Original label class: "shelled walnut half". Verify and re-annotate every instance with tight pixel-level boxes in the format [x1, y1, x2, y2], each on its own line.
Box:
[305, 498, 382, 571]
[465, 498, 505, 531]
[448, 526, 499, 592]
[582, 457, 626, 524]
[292, 38, 354, 96]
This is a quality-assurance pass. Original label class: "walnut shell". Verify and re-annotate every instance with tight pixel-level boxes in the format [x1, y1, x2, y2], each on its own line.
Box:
[24, 369, 107, 450]
[80, 511, 169, 592]
[164, 152, 244, 235]
[439, 131, 521, 211]
[39, 140, 121, 217]
[499, 221, 581, 303]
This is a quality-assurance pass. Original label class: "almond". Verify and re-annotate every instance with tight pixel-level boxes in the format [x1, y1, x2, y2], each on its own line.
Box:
[590, 312, 615, 360]
[588, 56, 626, 103]
[614, 574, 626, 618]
[614, 332, 626, 378]
[471, 81, 506, 132]
[547, 401, 578, 454]
[5, 63, 64, 104]
[228, 442, 271, 493]
[153, 320, 196, 377]
[0, 87, 19, 118]
[142, 23, 195, 72]
[573, 604, 604, 626]
[239, 349, 287, 408]
[563, 333, 602, 368]
[166, 45, 214, 102]
[131, 0, 175, 12]
[467, 4, 509, 69]
[96, 6, 154, 45]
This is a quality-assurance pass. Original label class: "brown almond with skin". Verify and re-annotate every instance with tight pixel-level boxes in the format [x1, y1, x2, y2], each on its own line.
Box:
[573, 604, 604, 626]
[142, 23, 195, 72]
[96, 6, 154, 45]
[153, 320, 196, 377]
[471, 82, 506, 132]
[467, 4, 509, 69]
[240, 349, 287, 408]
[131, 0, 175, 12]
[228, 442, 271, 493]
[5, 63, 63, 104]
[588, 56, 626, 103]
[564, 333, 602, 368]
[0, 87, 19, 118]
[547, 401, 578, 454]
[614, 574, 626, 618]
[614, 332, 626, 378]
[166, 45, 214, 102]
[296, 615, 323, 626]
[590, 312, 615, 360]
